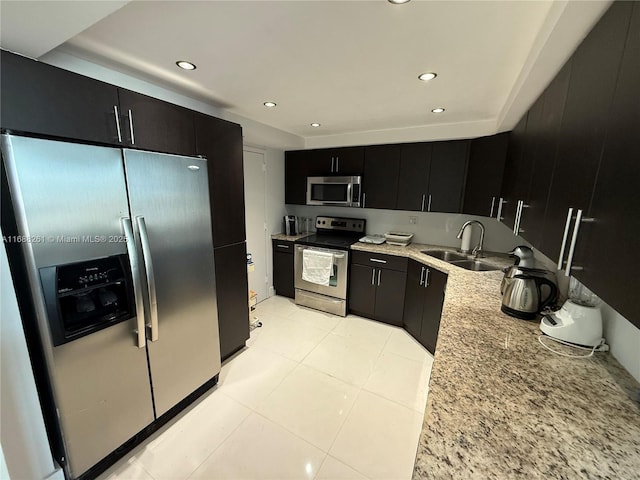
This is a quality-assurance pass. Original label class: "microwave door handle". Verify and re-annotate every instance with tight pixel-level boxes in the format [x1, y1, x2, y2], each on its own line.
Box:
[121, 218, 146, 348]
[347, 183, 352, 205]
[136, 216, 159, 341]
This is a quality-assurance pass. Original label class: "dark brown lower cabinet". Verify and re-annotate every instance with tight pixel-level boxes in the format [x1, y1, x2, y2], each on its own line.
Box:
[273, 240, 295, 298]
[214, 242, 250, 360]
[349, 252, 407, 326]
[403, 260, 448, 354]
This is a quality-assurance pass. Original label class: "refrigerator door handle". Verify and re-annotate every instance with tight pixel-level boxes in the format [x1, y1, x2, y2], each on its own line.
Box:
[136, 216, 159, 342]
[121, 217, 146, 348]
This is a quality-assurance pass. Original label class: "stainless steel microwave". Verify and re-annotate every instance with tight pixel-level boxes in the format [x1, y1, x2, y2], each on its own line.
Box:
[307, 176, 361, 207]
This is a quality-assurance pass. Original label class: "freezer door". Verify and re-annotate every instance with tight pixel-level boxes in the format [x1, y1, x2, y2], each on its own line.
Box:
[1, 135, 154, 477]
[123, 149, 221, 416]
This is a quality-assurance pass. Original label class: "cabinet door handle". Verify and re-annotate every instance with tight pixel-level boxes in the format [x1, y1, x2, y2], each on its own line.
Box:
[424, 268, 430, 288]
[564, 210, 595, 275]
[428, 194, 432, 212]
[421, 194, 426, 212]
[336, 157, 339, 172]
[557, 208, 574, 270]
[277, 244, 290, 249]
[362, 193, 366, 208]
[113, 105, 122, 142]
[128, 109, 136, 144]
[490, 196, 496, 217]
[513, 200, 522, 235]
[419, 266, 425, 286]
[370, 258, 387, 264]
[496, 198, 506, 222]
[514, 200, 529, 234]
[371, 268, 376, 285]
[564, 209, 582, 275]
[377, 269, 381, 286]
[331, 157, 335, 173]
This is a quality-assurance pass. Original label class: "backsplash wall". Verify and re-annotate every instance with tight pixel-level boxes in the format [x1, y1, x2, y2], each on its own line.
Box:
[286, 205, 526, 254]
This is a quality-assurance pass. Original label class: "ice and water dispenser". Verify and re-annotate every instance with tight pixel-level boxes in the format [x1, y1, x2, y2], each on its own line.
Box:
[40, 254, 135, 346]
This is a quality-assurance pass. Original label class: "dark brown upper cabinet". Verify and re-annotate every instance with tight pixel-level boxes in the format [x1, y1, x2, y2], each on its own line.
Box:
[568, 1, 640, 326]
[362, 144, 401, 209]
[118, 89, 197, 156]
[307, 147, 364, 175]
[396, 143, 432, 211]
[537, 0, 632, 263]
[194, 113, 246, 248]
[284, 150, 309, 205]
[429, 140, 469, 213]
[517, 59, 572, 249]
[462, 133, 509, 218]
[499, 112, 532, 232]
[1, 50, 121, 145]
[396, 140, 469, 213]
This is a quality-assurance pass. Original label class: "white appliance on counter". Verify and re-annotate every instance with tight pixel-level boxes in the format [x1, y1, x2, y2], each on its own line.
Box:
[2, 134, 221, 479]
[540, 277, 604, 347]
[540, 300, 603, 347]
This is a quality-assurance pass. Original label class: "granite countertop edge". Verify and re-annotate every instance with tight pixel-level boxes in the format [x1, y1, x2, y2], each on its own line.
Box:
[349, 241, 640, 479]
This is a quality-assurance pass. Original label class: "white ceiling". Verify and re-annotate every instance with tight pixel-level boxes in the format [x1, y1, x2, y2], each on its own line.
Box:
[1, 1, 611, 148]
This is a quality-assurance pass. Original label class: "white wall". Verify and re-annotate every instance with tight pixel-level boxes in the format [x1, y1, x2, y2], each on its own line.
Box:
[600, 303, 640, 382]
[285, 205, 524, 253]
[1, 241, 64, 480]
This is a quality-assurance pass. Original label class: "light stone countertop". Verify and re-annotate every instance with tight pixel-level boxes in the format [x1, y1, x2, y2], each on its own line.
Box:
[351, 242, 640, 480]
[271, 233, 312, 242]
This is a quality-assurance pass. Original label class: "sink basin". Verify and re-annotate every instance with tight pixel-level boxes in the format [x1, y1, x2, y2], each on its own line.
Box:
[421, 249, 501, 271]
[449, 259, 499, 272]
[421, 250, 468, 262]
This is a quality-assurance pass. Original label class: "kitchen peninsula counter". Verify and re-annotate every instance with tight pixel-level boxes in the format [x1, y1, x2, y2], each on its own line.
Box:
[351, 242, 640, 479]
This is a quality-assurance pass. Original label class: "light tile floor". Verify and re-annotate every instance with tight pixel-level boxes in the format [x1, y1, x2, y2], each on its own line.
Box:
[99, 296, 434, 480]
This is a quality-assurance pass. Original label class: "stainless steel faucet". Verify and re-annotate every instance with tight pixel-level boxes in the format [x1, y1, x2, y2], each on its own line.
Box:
[457, 220, 486, 257]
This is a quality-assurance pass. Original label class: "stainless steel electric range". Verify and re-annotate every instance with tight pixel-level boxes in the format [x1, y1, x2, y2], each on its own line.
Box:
[294, 216, 365, 316]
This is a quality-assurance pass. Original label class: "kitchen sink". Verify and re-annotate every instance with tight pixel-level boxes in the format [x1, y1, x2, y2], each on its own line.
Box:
[421, 249, 501, 271]
[421, 249, 468, 262]
[449, 259, 499, 272]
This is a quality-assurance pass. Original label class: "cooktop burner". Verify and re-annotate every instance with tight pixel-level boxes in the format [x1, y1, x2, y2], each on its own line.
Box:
[295, 216, 366, 250]
[295, 234, 360, 249]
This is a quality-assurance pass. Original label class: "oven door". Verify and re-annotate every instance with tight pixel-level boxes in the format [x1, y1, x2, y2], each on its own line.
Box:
[294, 245, 348, 299]
[306, 176, 361, 207]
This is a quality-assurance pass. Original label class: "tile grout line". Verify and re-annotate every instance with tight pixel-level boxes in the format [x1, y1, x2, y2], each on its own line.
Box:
[183, 398, 254, 480]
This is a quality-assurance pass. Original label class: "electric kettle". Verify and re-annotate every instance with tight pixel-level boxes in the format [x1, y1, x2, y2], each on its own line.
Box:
[501, 270, 558, 320]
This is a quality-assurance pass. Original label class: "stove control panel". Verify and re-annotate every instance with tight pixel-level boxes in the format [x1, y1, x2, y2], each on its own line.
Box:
[315, 216, 366, 234]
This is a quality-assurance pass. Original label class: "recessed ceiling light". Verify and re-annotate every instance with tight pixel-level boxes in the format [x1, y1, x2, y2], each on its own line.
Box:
[310, 123, 321, 127]
[264, 101, 277, 108]
[418, 72, 437, 82]
[388, 0, 411, 4]
[431, 107, 445, 113]
[176, 60, 196, 70]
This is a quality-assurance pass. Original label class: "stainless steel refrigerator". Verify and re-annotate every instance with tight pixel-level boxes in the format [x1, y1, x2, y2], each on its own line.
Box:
[1, 134, 221, 478]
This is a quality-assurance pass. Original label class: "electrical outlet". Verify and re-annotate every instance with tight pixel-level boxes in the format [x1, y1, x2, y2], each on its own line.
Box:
[409, 216, 418, 225]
